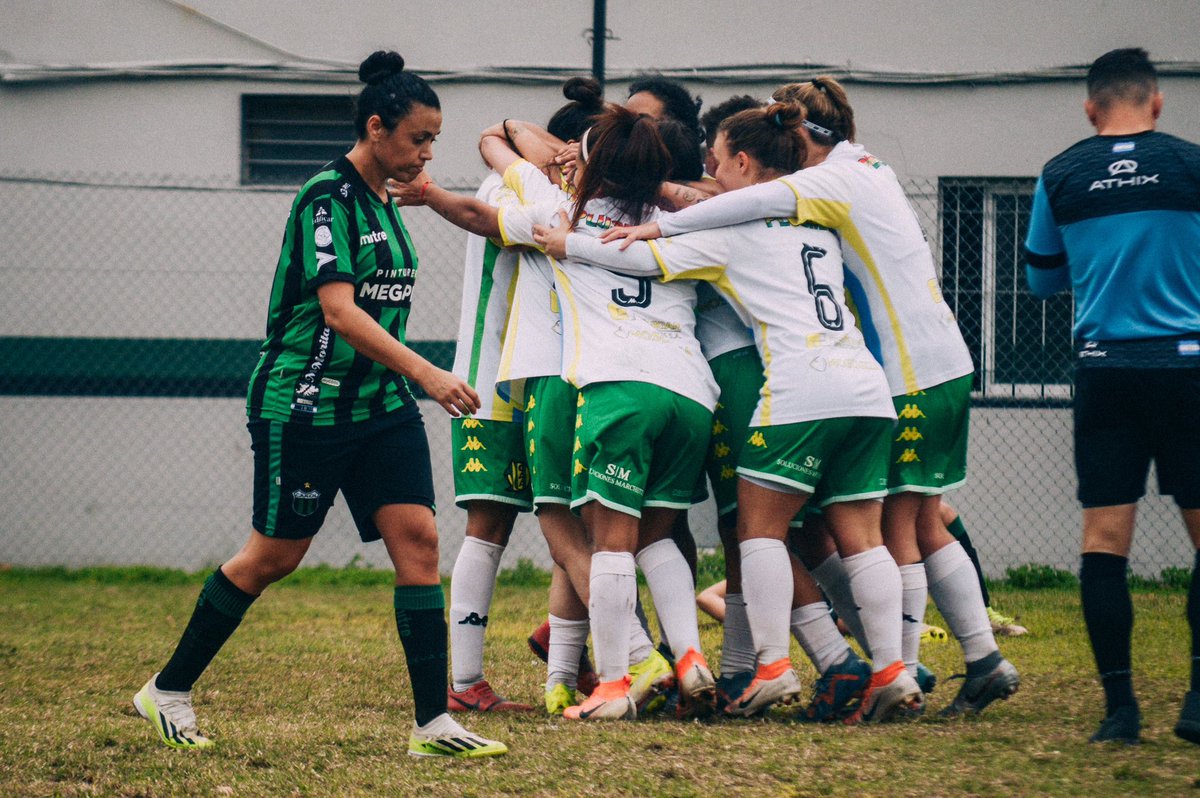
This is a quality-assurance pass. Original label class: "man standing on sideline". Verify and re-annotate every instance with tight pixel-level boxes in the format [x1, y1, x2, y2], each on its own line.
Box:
[1024, 47, 1200, 745]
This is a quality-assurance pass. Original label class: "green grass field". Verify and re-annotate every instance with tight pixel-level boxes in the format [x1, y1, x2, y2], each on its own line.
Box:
[1, 567, 1197, 797]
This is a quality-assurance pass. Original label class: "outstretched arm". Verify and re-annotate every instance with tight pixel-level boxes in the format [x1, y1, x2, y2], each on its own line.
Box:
[388, 171, 500, 239]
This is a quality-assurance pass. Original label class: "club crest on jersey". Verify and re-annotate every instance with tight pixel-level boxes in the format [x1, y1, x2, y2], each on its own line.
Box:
[292, 483, 321, 516]
[505, 462, 529, 492]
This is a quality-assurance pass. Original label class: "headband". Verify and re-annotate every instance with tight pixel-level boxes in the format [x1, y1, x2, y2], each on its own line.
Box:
[801, 118, 837, 140]
[580, 126, 593, 164]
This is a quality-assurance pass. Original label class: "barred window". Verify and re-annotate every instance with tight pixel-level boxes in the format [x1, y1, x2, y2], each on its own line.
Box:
[241, 94, 355, 186]
[940, 178, 1074, 399]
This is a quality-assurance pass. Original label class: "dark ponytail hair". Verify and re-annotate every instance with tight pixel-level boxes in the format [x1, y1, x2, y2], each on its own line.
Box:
[772, 76, 855, 145]
[656, 117, 704, 181]
[353, 51, 440, 139]
[718, 102, 807, 175]
[571, 106, 671, 227]
[547, 77, 606, 142]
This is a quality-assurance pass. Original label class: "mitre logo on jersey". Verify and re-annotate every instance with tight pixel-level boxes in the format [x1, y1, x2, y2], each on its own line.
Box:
[1089, 159, 1159, 191]
[359, 230, 388, 246]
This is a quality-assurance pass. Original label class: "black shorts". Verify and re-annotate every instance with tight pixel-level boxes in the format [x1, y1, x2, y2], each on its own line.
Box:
[248, 401, 435, 542]
[1074, 365, 1200, 509]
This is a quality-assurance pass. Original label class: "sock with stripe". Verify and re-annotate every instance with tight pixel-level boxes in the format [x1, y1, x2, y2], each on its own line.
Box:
[394, 584, 449, 727]
[842, 546, 904, 671]
[739, 538, 792, 664]
[449, 537, 504, 691]
[156, 567, 257, 692]
[899, 563, 928, 678]
[1080, 552, 1136, 715]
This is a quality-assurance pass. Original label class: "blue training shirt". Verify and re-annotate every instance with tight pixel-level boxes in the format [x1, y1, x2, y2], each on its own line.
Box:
[1024, 130, 1200, 341]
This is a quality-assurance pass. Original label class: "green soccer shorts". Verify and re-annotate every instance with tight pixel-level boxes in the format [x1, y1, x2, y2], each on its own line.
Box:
[571, 381, 712, 517]
[737, 415, 893, 506]
[523, 375, 581, 507]
[705, 346, 764, 520]
[451, 416, 533, 511]
[887, 373, 971, 495]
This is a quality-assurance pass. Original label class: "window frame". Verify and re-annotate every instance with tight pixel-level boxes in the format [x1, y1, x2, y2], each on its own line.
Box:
[240, 93, 356, 187]
[937, 177, 1074, 401]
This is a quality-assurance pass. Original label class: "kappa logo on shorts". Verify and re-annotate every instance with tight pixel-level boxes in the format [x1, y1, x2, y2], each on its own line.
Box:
[460, 436, 486, 452]
[748, 432, 767, 448]
[713, 442, 731, 459]
[720, 465, 737, 480]
[291, 483, 321, 516]
[896, 448, 921, 464]
[895, 426, 923, 442]
[898, 404, 926, 419]
[462, 458, 488, 474]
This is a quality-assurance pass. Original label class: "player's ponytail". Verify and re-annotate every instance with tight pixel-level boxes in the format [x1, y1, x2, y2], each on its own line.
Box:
[353, 50, 440, 139]
[571, 106, 671, 227]
[772, 76, 855, 145]
[719, 102, 807, 175]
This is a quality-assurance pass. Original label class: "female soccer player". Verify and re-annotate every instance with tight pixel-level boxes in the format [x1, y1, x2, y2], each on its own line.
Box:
[601, 77, 1020, 717]
[131, 51, 506, 758]
[496, 107, 721, 720]
[537, 102, 920, 722]
[443, 77, 607, 717]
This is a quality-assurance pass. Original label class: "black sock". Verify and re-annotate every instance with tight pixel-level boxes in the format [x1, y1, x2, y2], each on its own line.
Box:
[156, 568, 257, 692]
[1080, 552, 1136, 715]
[1189, 550, 1200, 693]
[395, 584, 449, 727]
[947, 516, 990, 607]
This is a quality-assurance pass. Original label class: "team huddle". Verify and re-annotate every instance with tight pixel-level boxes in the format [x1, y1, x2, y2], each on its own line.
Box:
[405, 70, 1019, 733]
[131, 47, 1200, 760]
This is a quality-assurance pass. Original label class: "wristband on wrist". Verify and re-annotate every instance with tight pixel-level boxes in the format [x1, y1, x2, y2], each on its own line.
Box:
[419, 180, 434, 201]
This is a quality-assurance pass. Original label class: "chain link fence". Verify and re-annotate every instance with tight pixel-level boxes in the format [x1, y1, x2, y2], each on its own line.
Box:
[0, 171, 1191, 576]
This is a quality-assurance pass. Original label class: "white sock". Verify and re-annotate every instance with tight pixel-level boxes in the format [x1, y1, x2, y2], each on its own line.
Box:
[924, 541, 998, 664]
[547, 614, 589, 690]
[589, 551, 636, 683]
[811, 552, 871, 657]
[899, 563, 928, 678]
[449, 537, 504, 691]
[790, 603, 852, 675]
[636, 539, 702, 655]
[628, 616, 655, 665]
[721, 594, 757, 675]
[842, 546, 904, 672]
[739, 538, 792, 664]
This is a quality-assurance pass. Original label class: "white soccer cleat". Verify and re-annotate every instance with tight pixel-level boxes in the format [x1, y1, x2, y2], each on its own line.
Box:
[407, 712, 508, 758]
[132, 673, 214, 750]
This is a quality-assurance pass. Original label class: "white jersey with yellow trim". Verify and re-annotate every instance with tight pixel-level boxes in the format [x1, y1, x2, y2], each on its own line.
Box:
[567, 218, 895, 427]
[450, 173, 521, 421]
[656, 141, 973, 395]
[695, 281, 754, 361]
[501, 183, 717, 410]
[493, 161, 572, 403]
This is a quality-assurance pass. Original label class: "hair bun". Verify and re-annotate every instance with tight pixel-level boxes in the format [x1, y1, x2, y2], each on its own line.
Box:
[359, 51, 405, 85]
[765, 102, 804, 130]
[562, 76, 603, 107]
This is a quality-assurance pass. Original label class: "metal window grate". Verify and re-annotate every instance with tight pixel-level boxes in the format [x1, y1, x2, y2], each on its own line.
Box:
[241, 94, 356, 186]
[940, 177, 1074, 399]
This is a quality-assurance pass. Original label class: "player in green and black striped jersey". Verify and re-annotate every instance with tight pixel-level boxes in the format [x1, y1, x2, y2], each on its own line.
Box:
[132, 51, 506, 760]
[246, 154, 425, 425]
